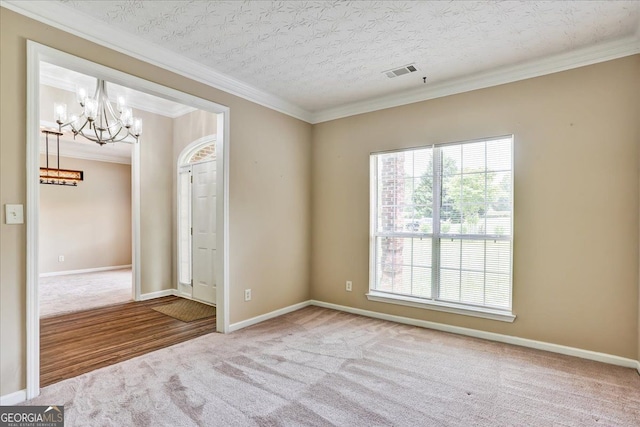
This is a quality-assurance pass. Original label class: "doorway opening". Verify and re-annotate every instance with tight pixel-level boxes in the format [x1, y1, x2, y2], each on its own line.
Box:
[177, 136, 218, 305]
[38, 62, 135, 316]
[26, 41, 230, 399]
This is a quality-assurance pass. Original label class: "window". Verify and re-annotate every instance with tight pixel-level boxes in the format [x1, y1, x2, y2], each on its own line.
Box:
[369, 135, 514, 321]
[189, 143, 215, 163]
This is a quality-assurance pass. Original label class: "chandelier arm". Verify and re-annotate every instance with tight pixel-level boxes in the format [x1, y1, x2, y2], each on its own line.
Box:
[75, 119, 89, 134]
[100, 81, 129, 143]
[107, 118, 128, 142]
[92, 79, 100, 102]
[91, 122, 103, 145]
[110, 125, 126, 142]
[101, 103, 112, 138]
[100, 80, 121, 130]
[113, 120, 135, 142]
[112, 133, 134, 143]
[82, 125, 133, 144]
[91, 81, 106, 130]
[58, 112, 84, 130]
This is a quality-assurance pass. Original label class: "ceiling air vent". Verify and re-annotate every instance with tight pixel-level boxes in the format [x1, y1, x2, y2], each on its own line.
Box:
[384, 64, 418, 78]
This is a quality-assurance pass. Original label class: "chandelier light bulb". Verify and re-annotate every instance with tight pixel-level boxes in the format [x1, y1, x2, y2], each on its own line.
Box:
[121, 107, 133, 127]
[133, 118, 143, 136]
[70, 114, 80, 130]
[76, 86, 87, 105]
[84, 98, 99, 121]
[117, 96, 126, 111]
[54, 103, 67, 124]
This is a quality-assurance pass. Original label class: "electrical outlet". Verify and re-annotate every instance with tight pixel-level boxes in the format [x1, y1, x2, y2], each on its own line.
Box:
[58, 255, 65, 262]
[244, 289, 251, 301]
[346, 281, 352, 292]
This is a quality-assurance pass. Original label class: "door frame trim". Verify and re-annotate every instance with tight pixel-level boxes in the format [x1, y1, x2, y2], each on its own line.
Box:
[26, 41, 231, 399]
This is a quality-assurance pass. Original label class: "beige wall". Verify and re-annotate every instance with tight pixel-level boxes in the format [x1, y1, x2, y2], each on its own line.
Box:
[0, 7, 312, 396]
[228, 102, 311, 322]
[136, 108, 175, 295]
[173, 110, 218, 156]
[311, 55, 640, 360]
[39, 156, 132, 273]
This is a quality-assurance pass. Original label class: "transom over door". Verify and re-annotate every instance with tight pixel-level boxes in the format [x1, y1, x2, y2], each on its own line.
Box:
[191, 160, 216, 304]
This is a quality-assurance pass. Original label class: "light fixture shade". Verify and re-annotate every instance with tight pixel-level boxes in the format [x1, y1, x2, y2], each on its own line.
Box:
[117, 96, 126, 111]
[133, 118, 143, 136]
[70, 114, 81, 130]
[121, 107, 133, 127]
[54, 103, 67, 124]
[76, 86, 87, 105]
[40, 167, 84, 186]
[84, 97, 98, 120]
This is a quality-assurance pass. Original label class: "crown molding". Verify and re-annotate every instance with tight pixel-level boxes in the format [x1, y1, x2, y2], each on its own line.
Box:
[2, 1, 639, 126]
[311, 35, 640, 123]
[39, 73, 77, 94]
[1, 0, 313, 123]
[170, 105, 199, 119]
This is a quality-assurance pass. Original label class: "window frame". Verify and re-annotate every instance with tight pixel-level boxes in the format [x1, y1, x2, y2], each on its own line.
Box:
[367, 135, 516, 323]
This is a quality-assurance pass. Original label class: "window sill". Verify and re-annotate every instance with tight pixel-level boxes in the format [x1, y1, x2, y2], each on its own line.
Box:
[366, 291, 516, 323]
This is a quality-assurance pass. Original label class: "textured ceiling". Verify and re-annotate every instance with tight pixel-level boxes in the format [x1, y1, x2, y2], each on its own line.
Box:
[56, 0, 640, 112]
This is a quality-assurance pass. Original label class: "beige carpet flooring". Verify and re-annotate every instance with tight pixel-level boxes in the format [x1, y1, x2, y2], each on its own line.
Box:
[39, 268, 132, 317]
[24, 306, 639, 426]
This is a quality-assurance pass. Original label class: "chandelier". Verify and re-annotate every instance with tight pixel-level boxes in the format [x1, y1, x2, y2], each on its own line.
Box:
[54, 79, 142, 145]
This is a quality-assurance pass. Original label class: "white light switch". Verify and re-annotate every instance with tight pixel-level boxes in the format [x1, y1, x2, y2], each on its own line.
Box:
[5, 204, 24, 225]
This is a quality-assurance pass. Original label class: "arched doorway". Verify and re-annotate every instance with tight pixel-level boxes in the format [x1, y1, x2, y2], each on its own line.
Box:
[177, 136, 217, 304]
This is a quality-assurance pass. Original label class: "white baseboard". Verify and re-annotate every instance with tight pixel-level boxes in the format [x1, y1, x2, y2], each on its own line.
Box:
[228, 301, 312, 332]
[139, 289, 177, 301]
[39, 264, 132, 277]
[309, 300, 639, 370]
[0, 389, 27, 405]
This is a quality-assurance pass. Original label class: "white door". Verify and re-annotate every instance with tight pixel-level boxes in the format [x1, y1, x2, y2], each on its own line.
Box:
[191, 160, 216, 304]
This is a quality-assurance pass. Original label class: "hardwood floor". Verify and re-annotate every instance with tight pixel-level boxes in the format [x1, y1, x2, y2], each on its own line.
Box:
[40, 296, 216, 387]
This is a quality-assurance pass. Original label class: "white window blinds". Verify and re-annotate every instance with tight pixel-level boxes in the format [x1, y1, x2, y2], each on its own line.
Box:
[371, 136, 513, 312]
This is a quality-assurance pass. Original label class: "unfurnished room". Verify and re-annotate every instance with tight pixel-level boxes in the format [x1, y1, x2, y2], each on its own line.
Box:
[0, 1, 639, 426]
